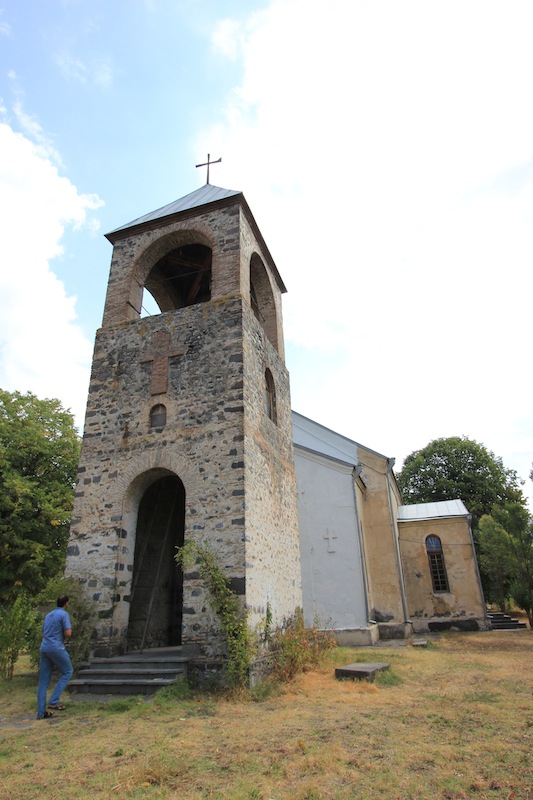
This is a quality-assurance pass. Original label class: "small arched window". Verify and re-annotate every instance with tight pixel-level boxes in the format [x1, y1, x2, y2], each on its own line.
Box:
[426, 535, 449, 593]
[150, 404, 167, 429]
[264, 369, 277, 423]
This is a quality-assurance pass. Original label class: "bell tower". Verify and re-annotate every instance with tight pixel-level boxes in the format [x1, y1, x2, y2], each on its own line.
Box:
[66, 184, 302, 657]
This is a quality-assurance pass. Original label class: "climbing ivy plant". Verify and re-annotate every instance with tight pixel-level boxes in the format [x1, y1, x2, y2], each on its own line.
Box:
[175, 541, 255, 688]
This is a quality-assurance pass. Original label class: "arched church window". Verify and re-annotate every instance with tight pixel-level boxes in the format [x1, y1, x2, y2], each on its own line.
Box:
[150, 404, 167, 429]
[265, 369, 277, 423]
[426, 535, 449, 593]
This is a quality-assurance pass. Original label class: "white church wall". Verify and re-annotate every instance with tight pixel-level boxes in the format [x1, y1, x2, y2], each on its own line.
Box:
[294, 447, 368, 632]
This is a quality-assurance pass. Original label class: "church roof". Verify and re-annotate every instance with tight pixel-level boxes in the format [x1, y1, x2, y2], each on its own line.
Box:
[398, 499, 470, 521]
[105, 183, 287, 293]
[292, 411, 389, 466]
[106, 184, 241, 236]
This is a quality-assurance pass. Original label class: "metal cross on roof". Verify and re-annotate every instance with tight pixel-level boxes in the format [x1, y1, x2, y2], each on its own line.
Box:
[195, 153, 222, 185]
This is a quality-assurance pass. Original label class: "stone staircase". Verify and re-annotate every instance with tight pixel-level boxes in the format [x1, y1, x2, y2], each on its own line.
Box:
[68, 646, 195, 696]
[488, 611, 528, 631]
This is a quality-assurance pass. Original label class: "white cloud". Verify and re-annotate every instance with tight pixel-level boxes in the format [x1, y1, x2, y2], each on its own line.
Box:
[12, 100, 64, 166]
[211, 18, 243, 61]
[0, 9, 11, 37]
[0, 122, 103, 427]
[203, 0, 533, 500]
[53, 51, 113, 88]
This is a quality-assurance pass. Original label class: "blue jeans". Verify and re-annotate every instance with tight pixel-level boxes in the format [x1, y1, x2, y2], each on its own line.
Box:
[37, 647, 73, 718]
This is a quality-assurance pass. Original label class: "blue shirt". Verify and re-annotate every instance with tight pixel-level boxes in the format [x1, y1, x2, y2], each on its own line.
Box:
[41, 607, 71, 651]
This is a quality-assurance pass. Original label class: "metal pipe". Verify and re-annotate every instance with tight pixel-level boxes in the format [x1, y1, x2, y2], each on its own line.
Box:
[386, 457, 409, 624]
[352, 464, 371, 624]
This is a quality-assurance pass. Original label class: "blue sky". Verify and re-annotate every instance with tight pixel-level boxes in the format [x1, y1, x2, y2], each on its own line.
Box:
[1, 0, 532, 506]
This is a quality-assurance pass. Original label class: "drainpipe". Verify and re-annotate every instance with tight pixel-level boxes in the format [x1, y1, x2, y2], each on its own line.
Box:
[352, 464, 370, 624]
[467, 513, 489, 620]
[386, 457, 410, 624]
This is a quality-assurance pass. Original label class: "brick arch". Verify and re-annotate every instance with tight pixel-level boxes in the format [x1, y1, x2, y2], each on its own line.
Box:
[130, 228, 217, 316]
[117, 461, 196, 651]
[121, 470, 186, 649]
[134, 228, 215, 287]
[250, 252, 279, 353]
[119, 450, 204, 524]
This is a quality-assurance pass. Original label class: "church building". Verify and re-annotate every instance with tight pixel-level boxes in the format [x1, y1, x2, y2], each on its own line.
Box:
[65, 181, 488, 662]
[293, 412, 488, 643]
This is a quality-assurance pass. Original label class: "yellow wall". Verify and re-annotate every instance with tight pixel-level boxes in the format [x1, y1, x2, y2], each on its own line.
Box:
[398, 516, 488, 632]
[358, 450, 408, 632]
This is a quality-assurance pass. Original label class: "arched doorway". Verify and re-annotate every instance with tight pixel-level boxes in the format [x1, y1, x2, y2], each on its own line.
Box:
[127, 475, 185, 650]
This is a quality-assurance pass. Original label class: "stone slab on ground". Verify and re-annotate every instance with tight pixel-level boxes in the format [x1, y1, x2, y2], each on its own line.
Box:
[335, 662, 390, 681]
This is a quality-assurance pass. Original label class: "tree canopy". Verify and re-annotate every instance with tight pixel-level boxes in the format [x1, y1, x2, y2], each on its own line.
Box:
[0, 389, 81, 602]
[397, 436, 525, 530]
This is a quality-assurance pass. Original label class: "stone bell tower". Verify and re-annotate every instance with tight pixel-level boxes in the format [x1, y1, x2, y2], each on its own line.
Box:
[66, 183, 302, 657]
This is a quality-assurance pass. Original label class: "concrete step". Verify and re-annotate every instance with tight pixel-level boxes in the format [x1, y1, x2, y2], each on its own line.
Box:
[68, 646, 192, 696]
[69, 677, 179, 695]
[488, 612, 528, 630]
[490, 620, 527, 629]
[77, 667, 185, 679]
[335, 662, 390, 682]
[89, 657, 189, 669]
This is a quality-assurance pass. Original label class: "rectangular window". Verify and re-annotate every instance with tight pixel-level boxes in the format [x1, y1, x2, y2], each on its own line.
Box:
[428, 552, 449, 593]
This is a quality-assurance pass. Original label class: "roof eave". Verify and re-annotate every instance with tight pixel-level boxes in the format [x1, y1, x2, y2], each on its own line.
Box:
[105, 191, 287, 294]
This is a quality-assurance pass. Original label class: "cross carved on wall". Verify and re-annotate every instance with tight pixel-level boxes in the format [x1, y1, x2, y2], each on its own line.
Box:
[324, 529, 338, 553]
[141, 330, 186, 395]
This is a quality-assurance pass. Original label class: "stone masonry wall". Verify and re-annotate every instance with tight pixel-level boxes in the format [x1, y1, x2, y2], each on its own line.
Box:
[241, 302, 302, 630]
[102, 204, 242, 327]
[66, 298, 248, 657]
[67, 194, 301, 658]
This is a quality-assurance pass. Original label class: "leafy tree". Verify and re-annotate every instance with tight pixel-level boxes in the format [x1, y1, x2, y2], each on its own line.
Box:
[477, 513, 517, 612]
[495, 502, 533, 626]
[0, 390, 81, 602]
[397, 436, 525, 530]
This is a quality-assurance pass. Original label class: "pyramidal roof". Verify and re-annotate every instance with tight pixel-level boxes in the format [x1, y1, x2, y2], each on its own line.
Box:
[106, 184, 242, 238]
[105, 183, 287, 293]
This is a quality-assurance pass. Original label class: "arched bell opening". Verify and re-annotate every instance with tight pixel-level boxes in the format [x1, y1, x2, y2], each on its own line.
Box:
[127, 474, 185, 650]
[143, 243, 212, 314]
[250, 253, 279, 353]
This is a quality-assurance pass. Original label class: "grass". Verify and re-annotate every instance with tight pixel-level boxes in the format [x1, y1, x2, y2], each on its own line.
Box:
[1, 630, 532, 799]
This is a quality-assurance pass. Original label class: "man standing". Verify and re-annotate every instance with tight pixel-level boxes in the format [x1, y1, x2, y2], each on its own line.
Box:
[36, 594, 73, 719]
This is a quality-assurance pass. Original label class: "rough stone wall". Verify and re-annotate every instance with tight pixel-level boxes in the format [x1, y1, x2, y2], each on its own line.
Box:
[399, 515, 488, 631]
[102, 204, 242, 327]
[239, 212, 285, 360]
[66, 298, 248, 656]
[241, 302, 302, 630]
[66, 195, 300, 657]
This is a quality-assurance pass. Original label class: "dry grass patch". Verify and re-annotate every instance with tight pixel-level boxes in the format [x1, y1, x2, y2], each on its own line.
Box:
[1, 631, 532, 799]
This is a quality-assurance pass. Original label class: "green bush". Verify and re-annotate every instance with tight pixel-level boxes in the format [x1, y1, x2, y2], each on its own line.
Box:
[0, 594, 39, 680]
[29, 575, 96, 672]
[272, 609, 336, 681]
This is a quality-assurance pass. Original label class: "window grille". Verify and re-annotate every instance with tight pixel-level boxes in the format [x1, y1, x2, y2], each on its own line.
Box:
[426, 535, 449, 593]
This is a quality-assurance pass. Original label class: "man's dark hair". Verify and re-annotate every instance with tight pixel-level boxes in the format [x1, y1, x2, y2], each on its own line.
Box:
[57, 595, 69, 608]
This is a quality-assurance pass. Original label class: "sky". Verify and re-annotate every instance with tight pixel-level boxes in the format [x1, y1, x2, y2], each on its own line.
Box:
[1, 0, 532, 506]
